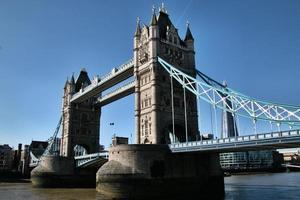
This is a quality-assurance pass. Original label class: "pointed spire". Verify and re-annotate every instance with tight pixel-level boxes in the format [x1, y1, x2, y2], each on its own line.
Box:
[184, 21, 194, 41]
[134, 17, 141, 36]
[70, 73, 75, 85]
[150, 6, 157, 26]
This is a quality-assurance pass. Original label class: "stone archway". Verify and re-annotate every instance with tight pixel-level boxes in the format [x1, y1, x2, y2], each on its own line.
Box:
[73, 144, 89, 156]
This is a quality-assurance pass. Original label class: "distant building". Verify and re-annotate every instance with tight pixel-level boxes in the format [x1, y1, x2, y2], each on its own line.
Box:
[12, 143, 22, 171]
[112, 136, 128, 146]
[220, 150, 284, 171]
[20, 145, 30, 176]
[0, 144, 14, 171]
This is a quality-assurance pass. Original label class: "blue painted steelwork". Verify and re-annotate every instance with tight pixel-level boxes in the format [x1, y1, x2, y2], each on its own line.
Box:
[40, 116, 62, 158]
[158, 57, 300, 126]
[169, 129, 300, 153]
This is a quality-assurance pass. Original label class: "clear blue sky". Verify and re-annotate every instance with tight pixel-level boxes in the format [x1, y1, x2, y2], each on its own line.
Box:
[0, 0, 299, 149]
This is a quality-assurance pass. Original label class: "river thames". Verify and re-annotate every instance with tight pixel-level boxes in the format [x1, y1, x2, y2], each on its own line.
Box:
[1, 172, 300, 200]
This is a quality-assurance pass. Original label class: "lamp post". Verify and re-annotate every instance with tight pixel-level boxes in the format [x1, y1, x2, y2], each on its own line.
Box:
[109, 122, 115, 148]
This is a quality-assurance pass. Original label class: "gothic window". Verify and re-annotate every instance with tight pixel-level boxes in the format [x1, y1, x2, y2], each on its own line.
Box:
[139, 44, 149, 64]
[149, 123, 152, 135]
[142, 125, 144, 136]
[145, 120, 148, 136]
[168, 36, 172, 43]
[145, 99, 148, 107]
[165, 47, 169, 54]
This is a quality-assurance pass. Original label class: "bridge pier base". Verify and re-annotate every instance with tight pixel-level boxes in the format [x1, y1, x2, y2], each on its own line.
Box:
[96, 144, 224, 199]
[31, 155, 98, 188]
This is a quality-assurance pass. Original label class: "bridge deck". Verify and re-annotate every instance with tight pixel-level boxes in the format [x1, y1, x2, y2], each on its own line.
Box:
[170, 130, 300, 153]
[96, 80, 135, 106]
[71, 59, 134, 103]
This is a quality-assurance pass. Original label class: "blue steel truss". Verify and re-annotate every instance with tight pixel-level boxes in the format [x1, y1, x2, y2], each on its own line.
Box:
[158, 57, 300, 127]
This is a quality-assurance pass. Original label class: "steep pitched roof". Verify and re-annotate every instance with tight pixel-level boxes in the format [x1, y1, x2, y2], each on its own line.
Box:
[75, 69, 91, 92]
[150, 13, 157, 26]
[184, 25, 194, 41]
[157, 11, 172, 40]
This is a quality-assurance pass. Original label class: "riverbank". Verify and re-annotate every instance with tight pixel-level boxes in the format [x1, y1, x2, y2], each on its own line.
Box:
[224, 167, 286, 176]
[0, 171, 30, 183]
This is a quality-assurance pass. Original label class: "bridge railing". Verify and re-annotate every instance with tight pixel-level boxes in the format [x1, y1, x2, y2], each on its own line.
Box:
[97, 80, 135, 103]
[169, 129, 300, 150]
[74, 152, 109, 167]
[71, 58, 134, 102]
[74, 152, 109, 160]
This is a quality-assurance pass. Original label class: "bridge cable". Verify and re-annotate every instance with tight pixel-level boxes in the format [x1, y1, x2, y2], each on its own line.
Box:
[213, 91, 218, 138]
[237, 115, 241, 136]
[170, 74, 175, 143]
[270, 121, 273, 133]
[231, 96, 238, 138]
[277, 122, 281, 132]
[197, 83, 202, 142]
[253, 119, 257, 136]
[183, 86, 188, 143]
[210, 103, 214, 137]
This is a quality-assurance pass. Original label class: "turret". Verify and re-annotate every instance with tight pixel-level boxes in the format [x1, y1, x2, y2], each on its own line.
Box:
[63, 77, 75, 108]
[184, 22, 194, 50]
[134, 17, 141, 51]
[149, 7, 159, 59]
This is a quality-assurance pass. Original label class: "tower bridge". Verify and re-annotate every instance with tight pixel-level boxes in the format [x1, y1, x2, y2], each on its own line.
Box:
[30, 4, 300, 199]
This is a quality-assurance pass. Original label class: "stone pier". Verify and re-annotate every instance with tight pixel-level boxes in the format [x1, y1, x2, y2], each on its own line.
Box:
[31, 155, 100, 188]
[96, 144, 224, 199]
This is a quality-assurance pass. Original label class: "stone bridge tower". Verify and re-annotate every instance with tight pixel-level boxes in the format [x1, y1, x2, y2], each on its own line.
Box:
[61, 69, 101, 157]
[134, 6, 199, 144]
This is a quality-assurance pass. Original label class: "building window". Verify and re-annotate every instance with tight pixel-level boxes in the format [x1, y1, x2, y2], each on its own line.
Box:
[145, 99, 148, 107]
[145, 120, 148, 136]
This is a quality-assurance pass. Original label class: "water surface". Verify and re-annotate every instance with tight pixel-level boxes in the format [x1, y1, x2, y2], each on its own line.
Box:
[1, 172, 300, 200]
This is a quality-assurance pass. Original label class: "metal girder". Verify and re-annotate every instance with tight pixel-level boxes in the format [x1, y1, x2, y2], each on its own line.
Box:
[158, 57, 300, 126]
[39, 116, 62, 160]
